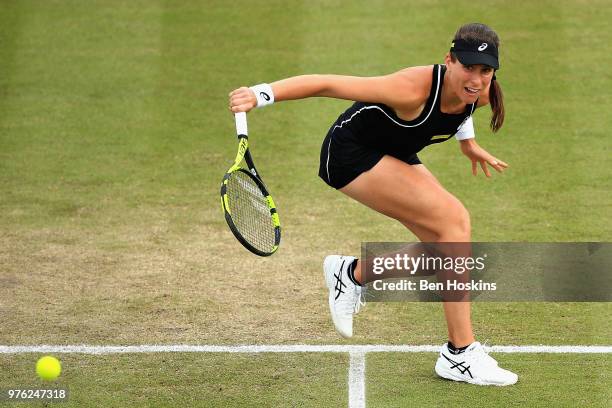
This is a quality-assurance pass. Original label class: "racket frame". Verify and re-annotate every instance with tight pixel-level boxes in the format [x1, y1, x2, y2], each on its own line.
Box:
[220, 114, 281, 256]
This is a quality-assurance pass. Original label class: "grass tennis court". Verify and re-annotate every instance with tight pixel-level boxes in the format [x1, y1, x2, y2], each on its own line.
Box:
[1, 0, 610, 406]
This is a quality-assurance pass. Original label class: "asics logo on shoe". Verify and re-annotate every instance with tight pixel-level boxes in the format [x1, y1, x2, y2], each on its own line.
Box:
[334, 273, 347, 300]
[334, 261, 347, 300]
[441, 353, 473, 379]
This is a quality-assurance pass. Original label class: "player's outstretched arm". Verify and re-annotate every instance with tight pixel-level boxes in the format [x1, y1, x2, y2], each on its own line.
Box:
[229, 68, 428, 113]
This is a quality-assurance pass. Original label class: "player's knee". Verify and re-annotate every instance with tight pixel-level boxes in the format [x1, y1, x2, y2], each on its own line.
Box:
[443, 204, 471, 241]
[422, 201, 470, 242]
[394, 196, 470, 242]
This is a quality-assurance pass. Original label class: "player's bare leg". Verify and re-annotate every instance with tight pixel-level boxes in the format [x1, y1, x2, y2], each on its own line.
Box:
[337, 156, 517, 385]
[341, 156, 474, 346]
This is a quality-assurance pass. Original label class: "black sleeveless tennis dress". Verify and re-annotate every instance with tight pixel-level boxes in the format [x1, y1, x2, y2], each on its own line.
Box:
[319, 64, 477, 189]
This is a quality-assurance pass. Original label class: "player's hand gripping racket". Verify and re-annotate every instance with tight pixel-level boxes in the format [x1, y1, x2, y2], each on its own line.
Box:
[220, 112, 281, 256]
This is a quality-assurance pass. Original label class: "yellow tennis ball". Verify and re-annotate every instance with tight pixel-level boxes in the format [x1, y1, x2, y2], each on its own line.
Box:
[36, 356, 62, 381]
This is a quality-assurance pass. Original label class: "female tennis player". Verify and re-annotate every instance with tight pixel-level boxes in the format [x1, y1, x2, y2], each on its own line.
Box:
[229, 22, 517, 386]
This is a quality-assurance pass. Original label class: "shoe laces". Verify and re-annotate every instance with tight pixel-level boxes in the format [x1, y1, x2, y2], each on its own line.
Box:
[353, 286, 366, 314]
[469, 341, 497, 366]
[335, 283, 365, 317]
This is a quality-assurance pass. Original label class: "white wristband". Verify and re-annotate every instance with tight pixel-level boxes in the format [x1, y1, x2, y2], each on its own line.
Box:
[455, 116, 475, 140]
[250, 83, 275, 108]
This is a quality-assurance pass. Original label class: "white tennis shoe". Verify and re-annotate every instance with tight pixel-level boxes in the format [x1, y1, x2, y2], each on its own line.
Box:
[435, 341, 518, 386]
[324, 255, 364, 338]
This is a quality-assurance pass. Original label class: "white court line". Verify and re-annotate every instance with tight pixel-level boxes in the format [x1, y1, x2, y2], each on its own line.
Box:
[348, 352, 366, 408]
[1, 344, 611, 354]
[2, 344, 611, 408]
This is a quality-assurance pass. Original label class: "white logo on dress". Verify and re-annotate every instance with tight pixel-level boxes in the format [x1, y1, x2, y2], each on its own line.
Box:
[478, 43, 488, 51]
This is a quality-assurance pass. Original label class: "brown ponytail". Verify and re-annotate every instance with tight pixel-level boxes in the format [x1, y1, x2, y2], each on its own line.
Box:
[452, 22, 505, 132]
[489, 78, 504, 132]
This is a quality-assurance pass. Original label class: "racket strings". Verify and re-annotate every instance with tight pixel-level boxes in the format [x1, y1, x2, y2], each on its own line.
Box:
[226, 171, 276, 253]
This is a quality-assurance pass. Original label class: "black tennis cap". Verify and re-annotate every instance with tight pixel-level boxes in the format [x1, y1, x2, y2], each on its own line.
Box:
[450, 38, 499, 70]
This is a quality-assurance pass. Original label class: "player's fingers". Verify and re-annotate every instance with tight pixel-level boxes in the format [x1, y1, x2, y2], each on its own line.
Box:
[228, 86, 250, 97]
[489, 159, 504, 173]
[472, 160, 477, 176]
[231, 103, 252, 113]
[231, 95, 252, 106]
[229, 97, 241, 108]
[229, 92, 245, 102]
[230, 91, 256, 107]
[496, 159, 509, 168]
[230, 96, 256, 111]
[480, 160, 491, 178]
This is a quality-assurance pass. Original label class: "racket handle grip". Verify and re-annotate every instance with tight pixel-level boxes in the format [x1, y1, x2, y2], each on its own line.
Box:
[235, 112, 248, 137]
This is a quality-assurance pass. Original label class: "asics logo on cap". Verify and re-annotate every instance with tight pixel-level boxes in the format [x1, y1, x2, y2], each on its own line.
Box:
[478, 43, 488, 51]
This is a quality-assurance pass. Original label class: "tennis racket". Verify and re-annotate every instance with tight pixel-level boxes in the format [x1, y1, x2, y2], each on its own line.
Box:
[220, 112, 281, 256]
